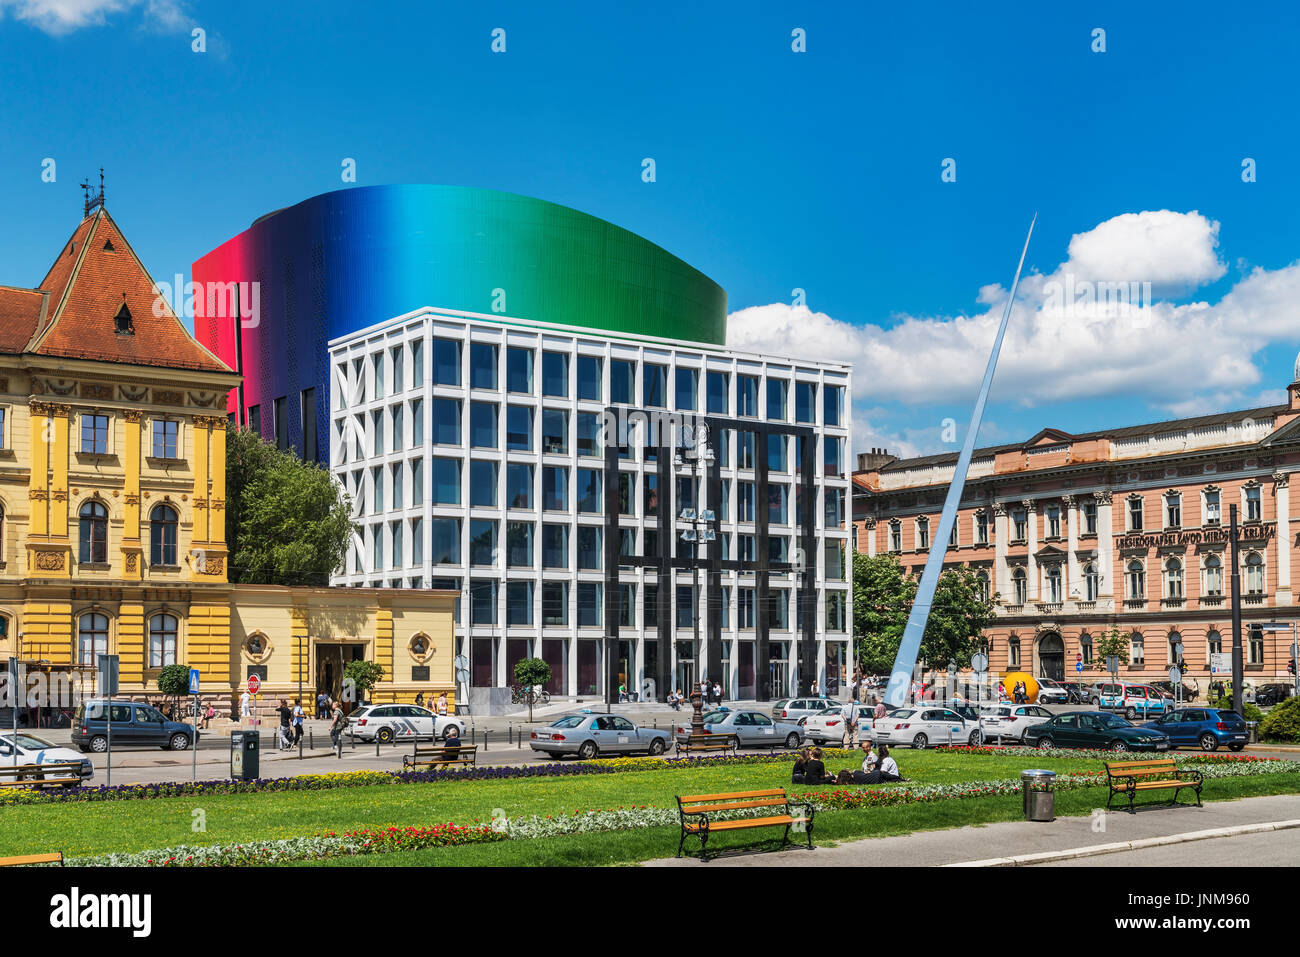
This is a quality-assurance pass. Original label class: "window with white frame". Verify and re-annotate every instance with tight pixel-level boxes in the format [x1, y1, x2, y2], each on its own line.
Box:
[975, 510, 988, 545]
[1245, 552, 1264, 594]
[1082, 500, 1098, 535]
[976, 569, 990, 602]
[1044, 564, 1062, 602]
[1008, 636, 1021, 669]
[81, 413, 109, 453]
[148, 613, 178, 668]
[1204, 488, 1221, 524]
[1011, 567, 1027, 604]
[1083, 562, 1098, 601]
[889, 521, 901, 552]
[1130, 632, 1145, 665]
[1012, 508, 1027, 540]
[1127, 496, 1144, 531]
[1204, 553, 1223, 596]
[1046, 504, 1061, 538]
[1249, 625, 1264, 665]
[150, 419, 179, 459]
[1245, 485, 1262, 522]
[1164, 556, 1183, 599]
[948, 522, 957, 547]
[1207, 630, 1222, 657]
[917, 516, 929, 550]
[1165, 491, 1181, 528]
[1079, 632, 1093, 664]
[1127, 559, 1145, 600]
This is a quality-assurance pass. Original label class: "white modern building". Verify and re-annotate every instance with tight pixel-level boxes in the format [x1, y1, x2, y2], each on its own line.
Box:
[328, 306, 852, 701]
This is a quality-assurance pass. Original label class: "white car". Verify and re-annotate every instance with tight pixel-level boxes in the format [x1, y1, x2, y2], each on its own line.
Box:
[980, 704, 1056, 744]
[1034, 679, 1071, 704]
[346, 704, 467, 744]
[801, 706, 852, 744]
[0, 732, 95, 784]
[872, 707, 984, 749]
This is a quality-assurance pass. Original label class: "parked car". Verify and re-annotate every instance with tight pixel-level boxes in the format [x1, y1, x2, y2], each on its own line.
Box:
[71, 699, 198, 753]
[676, 710, 804, 750]
[770, 697, 836, 723]
[1035, 678, 1071, 704]
[0, 732, 94, 784]
[1096, 683, 1171, 719]
[872, 707, 984, 749]
[801, 706, 850, 744]
[346, 704, 466, 744]
[1084, 682, 1108, 705]
[979, 704, 1055, 744]
[1140, 708, 1248, 752]
[1148, 680, 1200, 702]
[1255, 684, 1295, 708]
[1024, 711, 1170, 752]
[529, 713, 671, 759]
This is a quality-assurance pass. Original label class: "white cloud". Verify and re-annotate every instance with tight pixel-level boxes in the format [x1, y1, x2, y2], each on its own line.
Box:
[0, 0, 191, 34]
[728, 210, 1300, 423]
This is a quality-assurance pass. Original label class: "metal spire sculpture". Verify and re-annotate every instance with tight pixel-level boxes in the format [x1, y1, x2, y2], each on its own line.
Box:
[884, 215, 1037, 707]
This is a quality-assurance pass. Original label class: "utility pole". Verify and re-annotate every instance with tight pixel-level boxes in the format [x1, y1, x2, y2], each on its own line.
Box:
[1229, 504, 1244, 715]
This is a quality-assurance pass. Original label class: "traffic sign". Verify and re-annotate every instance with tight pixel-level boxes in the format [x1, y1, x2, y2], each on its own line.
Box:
[1075, 661, 1084, 674]
[1105, 656, 1120, 674]
[971, 652, 988, 674]
[247, 674, 261, 695]
[189, 669, 201, 695]
[1168, 666, 1182, 684]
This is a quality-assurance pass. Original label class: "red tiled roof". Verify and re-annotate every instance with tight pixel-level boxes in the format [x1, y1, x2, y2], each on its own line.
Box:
[20, 209, 234, 375]
[0, 285, 45, 353]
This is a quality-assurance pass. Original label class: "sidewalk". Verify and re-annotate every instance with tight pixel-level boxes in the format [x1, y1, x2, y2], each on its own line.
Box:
[644, 793, 1300, 867]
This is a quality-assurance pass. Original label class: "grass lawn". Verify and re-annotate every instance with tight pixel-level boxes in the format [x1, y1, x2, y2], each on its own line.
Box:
[2, 751, 1294, 863]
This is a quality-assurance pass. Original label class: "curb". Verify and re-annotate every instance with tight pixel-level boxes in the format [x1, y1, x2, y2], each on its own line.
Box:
[944, 818, 1300, 867]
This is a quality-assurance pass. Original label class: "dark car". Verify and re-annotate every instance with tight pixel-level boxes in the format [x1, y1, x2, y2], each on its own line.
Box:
[1255, 684, 1295, 708]
[71, 699, 199, 753]
[1148, 680, 1200, 702]
[1024, 710, 1170, 753]
[1140, 707, 1247, 752]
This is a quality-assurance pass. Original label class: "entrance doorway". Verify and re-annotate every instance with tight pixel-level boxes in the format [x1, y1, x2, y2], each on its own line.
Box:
[674, 640, 695, 699]
[316, 642, 366, 712]
[738, 643, 755, 698]
[1038, 633, 1065, 682]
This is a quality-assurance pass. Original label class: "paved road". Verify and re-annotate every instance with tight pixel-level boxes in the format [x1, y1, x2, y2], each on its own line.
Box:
[645, 794, 1300, 867]
[1036, 827, 1300, 866]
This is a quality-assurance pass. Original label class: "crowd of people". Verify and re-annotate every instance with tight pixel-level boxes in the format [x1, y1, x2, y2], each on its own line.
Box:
[791, 743, 905, 786]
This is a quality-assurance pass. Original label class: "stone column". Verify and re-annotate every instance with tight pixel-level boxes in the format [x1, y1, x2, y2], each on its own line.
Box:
[1275, 472, 1291, 605]
[1024, 499, 1038, 601]
[1096, 491, 1114, 603]
[1064, 494, 1079, 601]
[863, 517, 877, 557]
[994, 503, 1009, 599]
[122, 410, 143, 581]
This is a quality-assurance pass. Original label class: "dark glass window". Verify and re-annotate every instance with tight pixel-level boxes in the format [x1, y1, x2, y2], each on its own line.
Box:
[576, 469, 602, 513]
[150, 504, 178, 565]
[506, 463, 534, 508]
[542, 409, 568, 454]
[675, 367, 698, 411]
[795, 381, 816, 423]
[470, 402, 498, 448]
[542, 352, 568, 397]
[432, 398, 461, 445]
[611, 360, 635, 404]
[737, 376, 759, 416]
[543, 466, 568, 511]
[506, 405, 532, 451]
[577, 355, 602, 401]
[79, 501, 108, 563]
[429, 518, 460, 565]
[643, 364, 668, 407]
[707, 371, 729, 414]
[577, 526, 603, 570]
[507, 581, 533, 625]
[432, 338, 461, 386]
[577, 412, 601, 456]
[542, 524, 568, 568]
[469, 519, 497, 566]
[507, 347, 533, 394]
[469, 460, 497, 507]
[470, 342, 498, 390]
[432, 457, 460, 505]
[507, 521, 533, 567]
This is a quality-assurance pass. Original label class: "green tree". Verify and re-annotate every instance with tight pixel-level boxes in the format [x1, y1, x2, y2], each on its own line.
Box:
[342, 660, 384, 706]
[513, 657, 552, 722]
[156, 664, 192, 719]
[1093, 626, 1130, 672]
[851, 552, 996, 675]
[226, 426, 356, 585]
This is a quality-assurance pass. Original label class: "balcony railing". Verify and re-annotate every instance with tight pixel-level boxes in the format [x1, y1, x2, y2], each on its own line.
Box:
[1243, 594, 1266, 605]
[1036, 602, 1063, 614]
[1075, 600, 1097, 612]
[1162, 597, 1185, 608]
[1124, 598, 1147, 609]
[1200, 594, 1224, 606]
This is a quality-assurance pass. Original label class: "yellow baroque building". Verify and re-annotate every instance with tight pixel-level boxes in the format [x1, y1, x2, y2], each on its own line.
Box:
[0, 197, 454, 718]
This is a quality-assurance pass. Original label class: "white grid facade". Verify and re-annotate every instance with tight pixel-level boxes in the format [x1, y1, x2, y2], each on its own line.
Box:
[329, 306, 852, 700]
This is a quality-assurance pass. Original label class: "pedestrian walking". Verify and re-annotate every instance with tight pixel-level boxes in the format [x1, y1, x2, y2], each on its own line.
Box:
[275, 698, 293, 750]
[240, 689, 252, 718]
[841, 698, 860, 749]
[712, 679, 722, 705]
[329, 699, 345, 749]
[436, 692, 448, 716]
[292, 698, 305, 744]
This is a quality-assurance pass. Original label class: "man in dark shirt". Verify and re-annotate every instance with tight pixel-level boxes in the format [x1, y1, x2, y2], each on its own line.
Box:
[276, 699, 293, 749]
[802, 747, 835, 785]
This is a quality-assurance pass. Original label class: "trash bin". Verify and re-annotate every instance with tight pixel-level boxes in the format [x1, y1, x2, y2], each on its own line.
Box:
[231, 729, 259, 781]
[1246, 721, 1258, 744]
[1021, 769, 1056, 822]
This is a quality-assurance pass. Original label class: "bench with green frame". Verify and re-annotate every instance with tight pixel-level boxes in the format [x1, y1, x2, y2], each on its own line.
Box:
[1105, 758, 1203, 814]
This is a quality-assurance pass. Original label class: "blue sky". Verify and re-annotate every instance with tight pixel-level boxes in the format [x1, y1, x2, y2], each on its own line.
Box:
[4, 0, 1300, 458]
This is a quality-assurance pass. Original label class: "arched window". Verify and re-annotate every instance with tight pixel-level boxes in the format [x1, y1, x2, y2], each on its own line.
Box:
[1083, 562, 1098, 601]
[79, 501, 108, 564]
[77, 612, 108, 666]
[1207, 629, 1222, 657]
[1169, 631, 1184, 669]
[1164, 557, 1183, 599]
[1205, 553, 1223, 596]
[1045, 565, 1062, 602]
[1245, 553, 1264, 594]
[976, 569, 991, 602]
[1079, 632, 1093, 664]
[150, 504, 178, 566]
[148, 614, 178, 668]
[1127, 560, 1145, 600]
[1130, 631, 1145, 665]
[1012, 567, 1027, 604]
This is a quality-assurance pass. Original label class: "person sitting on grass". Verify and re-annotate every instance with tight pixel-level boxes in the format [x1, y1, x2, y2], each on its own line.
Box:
[791, 747, 810, 784]
[874, 744, 904, 782]
[802, 747, 836, 785]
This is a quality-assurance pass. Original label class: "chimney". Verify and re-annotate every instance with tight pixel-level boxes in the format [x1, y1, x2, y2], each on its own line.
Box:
[856, 447, 897, 472]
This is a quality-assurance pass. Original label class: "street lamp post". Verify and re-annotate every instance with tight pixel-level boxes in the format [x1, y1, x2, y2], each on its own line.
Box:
[676, 424, 715, 736]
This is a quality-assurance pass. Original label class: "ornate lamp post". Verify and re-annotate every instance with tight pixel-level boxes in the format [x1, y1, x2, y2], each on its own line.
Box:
[675, 423, 715, 737]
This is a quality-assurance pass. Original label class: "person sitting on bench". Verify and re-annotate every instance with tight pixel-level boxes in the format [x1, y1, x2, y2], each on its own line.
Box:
[444, 726, 464, 749]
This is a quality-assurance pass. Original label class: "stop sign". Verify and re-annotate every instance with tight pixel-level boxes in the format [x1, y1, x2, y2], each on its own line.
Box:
[247, 675, 261, 695]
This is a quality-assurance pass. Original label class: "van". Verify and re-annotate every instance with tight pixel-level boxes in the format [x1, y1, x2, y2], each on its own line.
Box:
[71, 699, 199, 753]
[1097, 683, 1170, 719]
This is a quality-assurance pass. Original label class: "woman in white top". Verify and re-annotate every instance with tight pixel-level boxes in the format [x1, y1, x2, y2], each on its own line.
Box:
[875, 744, 903, 782]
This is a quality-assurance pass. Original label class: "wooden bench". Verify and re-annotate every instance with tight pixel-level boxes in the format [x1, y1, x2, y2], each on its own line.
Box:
[0, 852, 63, 867]
[0, 762, 84, 789]
[402, 742, 478, 770]
[676, 788, 814, 860]
[1105, 758, 1202, 814]
[675, 733, 739, 757]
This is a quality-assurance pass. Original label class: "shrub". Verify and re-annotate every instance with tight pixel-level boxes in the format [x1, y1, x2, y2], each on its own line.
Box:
[1212, 696, 1264, 723]
[1259, 696, 1300, 742]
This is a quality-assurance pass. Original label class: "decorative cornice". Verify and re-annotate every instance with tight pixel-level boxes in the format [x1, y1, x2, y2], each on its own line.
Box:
[123, 409, 144, 423]
[1093, 490, 1112, 503]
[1274, 471, 1290, 488]
[1061, 494, 1075, 505]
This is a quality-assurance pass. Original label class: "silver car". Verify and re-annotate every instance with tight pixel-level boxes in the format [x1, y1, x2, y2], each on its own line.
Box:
[770, 697, 837, 723]
[677, 709, 804, 750]
[529, 713, 671, 759]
